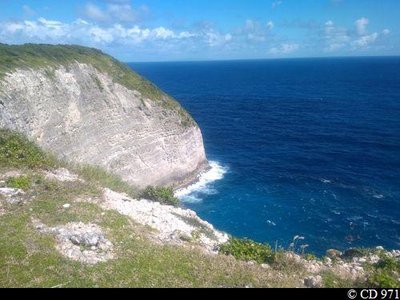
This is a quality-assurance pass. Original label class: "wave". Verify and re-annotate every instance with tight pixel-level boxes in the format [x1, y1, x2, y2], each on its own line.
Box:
[175, 161, 228, 203]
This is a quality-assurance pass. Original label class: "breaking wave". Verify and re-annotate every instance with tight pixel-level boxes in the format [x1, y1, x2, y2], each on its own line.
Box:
[175, 161, 228, 203]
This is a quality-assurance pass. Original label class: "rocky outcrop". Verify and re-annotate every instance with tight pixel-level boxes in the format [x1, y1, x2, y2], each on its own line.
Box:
[0, 44, 207, 189]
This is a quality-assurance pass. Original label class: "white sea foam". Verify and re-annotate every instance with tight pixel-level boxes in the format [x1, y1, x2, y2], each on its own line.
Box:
[175, 161, 228, 203]
[266, 220, 276, 226]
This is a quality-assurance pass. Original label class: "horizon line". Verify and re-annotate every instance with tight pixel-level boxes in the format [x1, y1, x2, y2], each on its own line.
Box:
[125, 54, 400, 64]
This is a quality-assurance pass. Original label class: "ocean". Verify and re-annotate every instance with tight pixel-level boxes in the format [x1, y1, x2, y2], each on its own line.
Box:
[129, 57, 400, 256]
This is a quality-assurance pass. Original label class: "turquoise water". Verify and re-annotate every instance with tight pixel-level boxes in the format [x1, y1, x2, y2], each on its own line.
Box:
[130, 57, 400, 255]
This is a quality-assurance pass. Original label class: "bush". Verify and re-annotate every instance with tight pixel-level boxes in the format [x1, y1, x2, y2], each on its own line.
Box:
[6, 175, 32, 190]
[219, 238, 275, 264]
[368, 256, 400, 288]
[141, 186, 179, 207]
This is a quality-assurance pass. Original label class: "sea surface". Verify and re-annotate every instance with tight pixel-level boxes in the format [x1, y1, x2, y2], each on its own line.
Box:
[129, 57, 400, 255]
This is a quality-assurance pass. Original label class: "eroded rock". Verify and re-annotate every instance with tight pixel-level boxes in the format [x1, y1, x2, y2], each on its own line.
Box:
[304, 275, 323, 288]
[32, 218, 114, 264]
[0, 187, 26, 204]
[101, 188, 229, 253]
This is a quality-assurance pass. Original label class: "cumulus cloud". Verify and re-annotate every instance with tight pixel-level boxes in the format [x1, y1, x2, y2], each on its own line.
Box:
[323, 20, 350, 51]
[0, 16, 234, 53]
[269, 43, 299, 55]
[355, 17, 369, 36]
[240, 19, 274, 42]
[323, 18, 389, 51]
[352, 32, 378, 48]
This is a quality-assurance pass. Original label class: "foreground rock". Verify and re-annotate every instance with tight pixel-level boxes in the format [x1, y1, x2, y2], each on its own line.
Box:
[100, 188, 229, 252]
[32, 219, 114, 264]
[0, 187, 26, 205]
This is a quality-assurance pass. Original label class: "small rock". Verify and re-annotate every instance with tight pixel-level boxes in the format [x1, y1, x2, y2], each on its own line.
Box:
[341, 248, 364, 259]
[304, 275, 323, 288]
[261, 264, 270, 269]
[369, 255, 380, 264]
[358, 258, 367, 263]
[325, 257, 332, 265]
[63, 203, 71, 209]
[326, 249, 342, 259]
[376, 246, 384, 250]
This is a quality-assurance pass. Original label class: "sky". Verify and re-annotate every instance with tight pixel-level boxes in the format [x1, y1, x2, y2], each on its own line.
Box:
[0, 0, 399, 62]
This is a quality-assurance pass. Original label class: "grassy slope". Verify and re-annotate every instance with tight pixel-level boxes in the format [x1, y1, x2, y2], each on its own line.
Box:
[1, 132, 399, 288]
[0, 129, 307, 287]
[0, 43, 194, 127]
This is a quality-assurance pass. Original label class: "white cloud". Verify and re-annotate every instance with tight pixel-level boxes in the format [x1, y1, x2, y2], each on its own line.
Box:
[205, 30, 233, 47]
[241, 19, 273, 42]
[270, 43, 299, 55]
[0, 17, 234, 52]
[352, 32, 378, 48]
[323, 20, 350, 52]
[355, 17, 369, 35]
[323, 18, 389, 52]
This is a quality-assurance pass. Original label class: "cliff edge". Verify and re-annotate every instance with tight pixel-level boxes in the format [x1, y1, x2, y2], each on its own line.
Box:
[0, 44, 207, 189]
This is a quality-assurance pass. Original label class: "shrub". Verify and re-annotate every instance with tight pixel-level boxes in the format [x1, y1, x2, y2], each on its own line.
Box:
[368, 256, 400, 288]
[219, 238, 275, 264]
[141, 186, 179, 207]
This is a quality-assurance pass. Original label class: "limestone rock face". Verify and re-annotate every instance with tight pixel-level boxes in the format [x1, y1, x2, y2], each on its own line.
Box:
[0, 61, 207, 188]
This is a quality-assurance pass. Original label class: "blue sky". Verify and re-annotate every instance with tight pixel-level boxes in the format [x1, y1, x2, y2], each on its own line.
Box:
[0, 0, 399, 62]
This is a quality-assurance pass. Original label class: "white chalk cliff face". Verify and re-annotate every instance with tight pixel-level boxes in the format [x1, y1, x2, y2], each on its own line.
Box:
[0, 62, 207, 189]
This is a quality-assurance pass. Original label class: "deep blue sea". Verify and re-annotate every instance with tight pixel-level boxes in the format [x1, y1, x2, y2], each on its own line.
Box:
[129, 57, 400, 256]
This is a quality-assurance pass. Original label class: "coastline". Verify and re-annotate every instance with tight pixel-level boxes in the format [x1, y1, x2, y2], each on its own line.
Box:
[172, 160, 211, 191]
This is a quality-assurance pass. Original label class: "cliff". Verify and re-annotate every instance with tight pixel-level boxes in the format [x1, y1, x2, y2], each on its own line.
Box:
[0, 44, 207, 189]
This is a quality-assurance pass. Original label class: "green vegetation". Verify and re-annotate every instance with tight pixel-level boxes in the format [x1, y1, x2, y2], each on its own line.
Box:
[0, 131, 306, 288]
[76, 165, 138, 199]
[367, 255, 400, 288]
[0, 129, 57, 169]
[0, 43, 195, 127]
[141, 186, 179, 206]
[219, 238, 275, 264]
[5, 175, 32, 191]
[0, 129, 399, 288]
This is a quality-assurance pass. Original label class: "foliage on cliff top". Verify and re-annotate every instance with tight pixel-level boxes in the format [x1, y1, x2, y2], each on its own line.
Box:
[0, 43, 195, 127]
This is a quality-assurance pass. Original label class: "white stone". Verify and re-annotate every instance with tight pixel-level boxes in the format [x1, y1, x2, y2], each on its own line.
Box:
[100, 188, 229, 253]
[63, 203, 71, 209]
